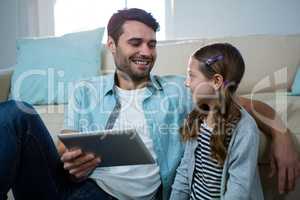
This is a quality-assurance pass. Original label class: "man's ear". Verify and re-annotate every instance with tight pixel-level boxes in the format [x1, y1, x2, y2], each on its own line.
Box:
[107, 36, 117, 53]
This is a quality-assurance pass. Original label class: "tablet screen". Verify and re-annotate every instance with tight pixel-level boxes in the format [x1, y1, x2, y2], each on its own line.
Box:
[58, 129, 155, 167]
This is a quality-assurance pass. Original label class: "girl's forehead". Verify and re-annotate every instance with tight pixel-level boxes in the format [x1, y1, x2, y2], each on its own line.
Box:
[189, 56, 201, 64]
[188, 58, 201, 70]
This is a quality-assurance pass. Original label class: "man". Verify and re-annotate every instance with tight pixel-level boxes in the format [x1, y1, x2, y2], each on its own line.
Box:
[0, 8, 299, 200]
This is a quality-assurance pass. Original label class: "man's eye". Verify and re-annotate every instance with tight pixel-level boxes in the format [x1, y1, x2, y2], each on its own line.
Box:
[129, 40, 142, 47]
[148, 42, 156, 49]
[130, 42, 140, 47]
[131, 42, 141, 47]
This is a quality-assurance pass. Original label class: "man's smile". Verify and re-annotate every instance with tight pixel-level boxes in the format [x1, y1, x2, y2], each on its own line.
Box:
[130, 56, 153, 69]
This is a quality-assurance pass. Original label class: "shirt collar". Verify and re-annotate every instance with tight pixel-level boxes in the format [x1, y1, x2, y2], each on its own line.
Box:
[103, 73, 115, 95]
[103, 72, 163, 96]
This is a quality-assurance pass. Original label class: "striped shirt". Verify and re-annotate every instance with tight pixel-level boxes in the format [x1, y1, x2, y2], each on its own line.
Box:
[190, 122, 231, 200]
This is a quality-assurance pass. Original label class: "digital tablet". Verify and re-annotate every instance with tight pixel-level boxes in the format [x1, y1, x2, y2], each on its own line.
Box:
[58, 129, 155, 167]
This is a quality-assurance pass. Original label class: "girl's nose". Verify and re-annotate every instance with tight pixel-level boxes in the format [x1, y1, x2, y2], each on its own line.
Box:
[184, 79, 190, 87]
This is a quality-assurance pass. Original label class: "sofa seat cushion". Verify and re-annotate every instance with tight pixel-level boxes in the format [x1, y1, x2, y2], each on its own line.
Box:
[34, 105, 65, 144]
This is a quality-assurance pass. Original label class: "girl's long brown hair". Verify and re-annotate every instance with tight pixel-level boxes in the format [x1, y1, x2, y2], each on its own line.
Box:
[182, 43, 245, 165]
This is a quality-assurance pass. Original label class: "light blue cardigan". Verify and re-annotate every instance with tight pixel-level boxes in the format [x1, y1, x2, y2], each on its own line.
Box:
[170, 108, 264, 200]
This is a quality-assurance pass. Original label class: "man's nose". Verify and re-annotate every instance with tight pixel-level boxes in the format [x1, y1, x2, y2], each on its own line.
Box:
[139, 44, 152, 56]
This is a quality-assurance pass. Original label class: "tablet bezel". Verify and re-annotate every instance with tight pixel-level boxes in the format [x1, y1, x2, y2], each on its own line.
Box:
[58, 129, 155, 167]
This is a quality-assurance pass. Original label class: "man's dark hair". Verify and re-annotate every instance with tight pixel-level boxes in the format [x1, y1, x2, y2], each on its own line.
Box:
[107, 8, 160, 44]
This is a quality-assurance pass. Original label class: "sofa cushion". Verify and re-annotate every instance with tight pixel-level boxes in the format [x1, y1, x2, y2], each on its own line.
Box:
[10, 27, 104, 105]
[291, 67, 300, 95]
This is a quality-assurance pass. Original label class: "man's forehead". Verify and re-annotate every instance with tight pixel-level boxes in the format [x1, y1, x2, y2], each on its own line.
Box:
[121, 20, 156, 40]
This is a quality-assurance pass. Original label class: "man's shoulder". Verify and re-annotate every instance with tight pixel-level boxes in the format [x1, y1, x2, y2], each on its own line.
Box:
[233, 108, 260, 145]
[69, 74, 114, 100]
[237, 108, 258, 130]
[74, 74, 113, 85]
[70, 74, 114, 90]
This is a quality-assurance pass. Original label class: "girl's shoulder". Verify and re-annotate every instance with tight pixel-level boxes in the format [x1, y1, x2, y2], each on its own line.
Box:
[232, 107, 260, 144]
[237, 108, 258, 129]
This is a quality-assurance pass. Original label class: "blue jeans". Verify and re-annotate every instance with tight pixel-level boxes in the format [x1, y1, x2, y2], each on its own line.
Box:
[0, 100, 117, 200]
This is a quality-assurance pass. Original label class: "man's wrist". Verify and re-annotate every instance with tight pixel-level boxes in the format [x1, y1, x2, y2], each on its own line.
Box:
[273, 128, 290, 140]
[69, 173, 88, 182]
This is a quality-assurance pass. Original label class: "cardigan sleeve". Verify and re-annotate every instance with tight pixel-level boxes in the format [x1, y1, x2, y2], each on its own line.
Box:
[170, 141, 191, 200]
[223, 115, 261, 200]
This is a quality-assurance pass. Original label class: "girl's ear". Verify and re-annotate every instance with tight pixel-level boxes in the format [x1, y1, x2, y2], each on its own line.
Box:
[213, 74, 224, 90]
[107, 36, 117, 53]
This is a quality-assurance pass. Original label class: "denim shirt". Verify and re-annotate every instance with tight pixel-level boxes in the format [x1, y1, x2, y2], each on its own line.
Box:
[170, 108, 264, 200]
[64, 73, 193, 200]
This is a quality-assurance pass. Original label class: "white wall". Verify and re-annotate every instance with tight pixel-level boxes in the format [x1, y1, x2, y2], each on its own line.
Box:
[17, 0, 55, 37]
[166, 0, 300, 39]
[0, 0, 17, 69]
[1, 0, 300, 69]
[0, 0, 55, 69]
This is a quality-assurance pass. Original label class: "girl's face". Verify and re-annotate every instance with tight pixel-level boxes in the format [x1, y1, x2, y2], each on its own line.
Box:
[185, 57, 218, 102]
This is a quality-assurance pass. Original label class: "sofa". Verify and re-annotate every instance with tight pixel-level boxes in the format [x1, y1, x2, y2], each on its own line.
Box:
[1, 34, 300, 199]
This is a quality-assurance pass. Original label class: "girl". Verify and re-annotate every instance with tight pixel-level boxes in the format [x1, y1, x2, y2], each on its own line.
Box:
[170, 43, 264, 200]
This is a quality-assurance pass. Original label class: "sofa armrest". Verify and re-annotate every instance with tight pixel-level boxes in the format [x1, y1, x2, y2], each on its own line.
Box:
[0, 68, 14, 102]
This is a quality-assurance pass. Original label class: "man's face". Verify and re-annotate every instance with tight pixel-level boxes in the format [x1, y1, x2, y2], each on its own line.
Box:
[108, 20, 157, 82]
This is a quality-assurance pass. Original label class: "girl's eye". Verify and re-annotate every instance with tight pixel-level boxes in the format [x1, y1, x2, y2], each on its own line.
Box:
[187, 75, 193, 83]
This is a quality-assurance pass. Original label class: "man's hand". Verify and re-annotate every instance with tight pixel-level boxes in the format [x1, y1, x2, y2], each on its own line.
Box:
[238, 97, 300, 193]
[269, 130, 300, 194]
[61, 148, 101, 180]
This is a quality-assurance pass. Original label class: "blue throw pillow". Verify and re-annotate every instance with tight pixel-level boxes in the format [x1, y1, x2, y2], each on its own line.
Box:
[291, 68, 300, 95]
[10, 27, 104, 104]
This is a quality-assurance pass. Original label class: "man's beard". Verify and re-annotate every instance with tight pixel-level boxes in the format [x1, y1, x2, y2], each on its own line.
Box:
[115, 59, 153, 83]
[116, 64, 151, 83]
